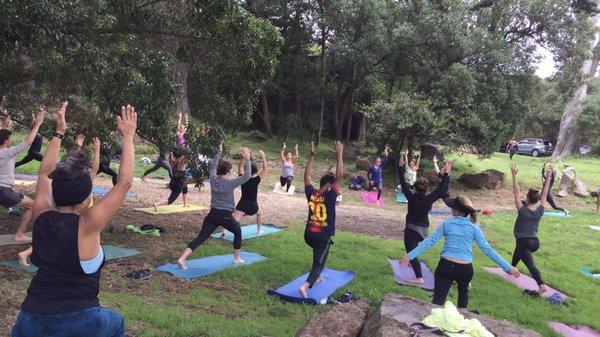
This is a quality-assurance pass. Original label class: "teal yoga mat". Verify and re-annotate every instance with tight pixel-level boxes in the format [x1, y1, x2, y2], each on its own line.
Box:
[396, 192, 407, 204]
[210, 224, 283, 241]
[544, 211, 571, 217]
[155, 251, 266, 279]
[2, 245, 140, 273]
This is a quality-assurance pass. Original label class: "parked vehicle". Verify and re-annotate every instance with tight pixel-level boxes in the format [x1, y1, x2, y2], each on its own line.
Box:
[514, 138, 554, 157]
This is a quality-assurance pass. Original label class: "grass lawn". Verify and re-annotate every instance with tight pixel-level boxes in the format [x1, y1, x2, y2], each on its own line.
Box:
[98, 211, 599, 337]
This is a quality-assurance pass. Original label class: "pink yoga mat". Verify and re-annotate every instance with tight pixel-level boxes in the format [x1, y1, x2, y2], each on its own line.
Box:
[388, 259, 435, 290]
[549, 322, 600, 337]
[359, 191, 385, 206]
[484, 267, 567, 298]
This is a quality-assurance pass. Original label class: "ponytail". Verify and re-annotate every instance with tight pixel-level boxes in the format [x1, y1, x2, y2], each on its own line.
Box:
[469, 211, 478, 224]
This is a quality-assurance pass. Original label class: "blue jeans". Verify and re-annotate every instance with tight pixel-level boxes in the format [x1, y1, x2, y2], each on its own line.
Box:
[12, 307, 124, 337]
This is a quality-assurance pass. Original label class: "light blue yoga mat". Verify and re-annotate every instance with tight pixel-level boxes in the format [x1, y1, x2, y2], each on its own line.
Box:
[267, 268, 356, 305]
[2, 245, 141, 273]
[155, 251, 266, 280]
[396, 192, 407, 204]
[92, 187, 135, 198]
[544, 211, 571, 217]
[210, 224, 283, 241]
[430, 209, 452, 216]
[582, 268, 600, 279]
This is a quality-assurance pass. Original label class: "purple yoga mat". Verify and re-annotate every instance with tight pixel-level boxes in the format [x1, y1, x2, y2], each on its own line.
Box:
[484, 267, 567, 298]
[14, 174, 37, 181]
[359, 191, 385, 206]
[388, 259, 435, 290]
[549, 322, 600, 337]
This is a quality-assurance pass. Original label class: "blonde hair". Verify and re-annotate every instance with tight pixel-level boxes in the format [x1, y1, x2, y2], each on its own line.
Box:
[455, 196, 479, 223]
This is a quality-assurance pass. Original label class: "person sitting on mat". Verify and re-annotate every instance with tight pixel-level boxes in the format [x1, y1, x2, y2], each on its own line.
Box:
[367, 145, 389, 200]
[298, 140, 344, 298]
[15, 113, 44, 168]
[402, 152, 420, 186]
[11, 102, 136, 337]
[153, 150, 189, 212]
[279, 142, 299, 192]
[401, 196, 520, 309]
[177, 142, 251, 269]
[0, 106, 46, 241]
[542, 162, 568, 214]
[510, 163, 552, 294]
[220, 149, 268, 238]
[397, 155, 451, 285]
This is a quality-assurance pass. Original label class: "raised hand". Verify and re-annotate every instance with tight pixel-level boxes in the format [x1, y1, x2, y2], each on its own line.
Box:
[510, 164, 518, 176]
[334, 140, 343, 156]
[309, 141, 315, 156]
[219, 140, 224, 153]
[295, 144, 299, 151]
[55, 101, 68, 133]
[34, 107, 47, 127]
[241, 147, 251, 160]
[443, 160, 453, 173]
[75, 134, 85, 148]
[258, 149, 265, 157]
[433, 155, 438, 163]
[398, 153, 406, 167]
[116, 105, 137, 138]
[92, 137, 100, 152]
[545, 165, 554, 180]
[283, 142, 286, 150]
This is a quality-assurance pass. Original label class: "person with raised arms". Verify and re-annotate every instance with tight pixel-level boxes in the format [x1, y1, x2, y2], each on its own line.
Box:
[12, 102, 136, 337]
[0, 107, 46, 241]
[177, 141, 251, 269]
[401, 196, 520, 309]
[298, 141, 343, 298]
[510, 163, 552, 294]
[367, 145, 389, 200]
[279, 142, 299, 193]
[541, 162, 567, 214]
[15, 113, 44, 168]
[152, 150, 189, 212]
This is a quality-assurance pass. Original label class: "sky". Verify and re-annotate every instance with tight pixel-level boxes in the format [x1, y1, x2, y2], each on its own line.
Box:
[535, 47, 556, 78]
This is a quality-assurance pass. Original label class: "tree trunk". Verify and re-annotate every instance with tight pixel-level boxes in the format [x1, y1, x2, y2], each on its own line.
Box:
[258, 89, 273, 136]
[554, 15, 600, 159]
[277, 96, 286, 139]
[173, 61, 190, 117]
[316, 0, 327, 146]
[357, 113, 367, 145]
[332, 84, 343, 140]
[344, 92, 356, 144]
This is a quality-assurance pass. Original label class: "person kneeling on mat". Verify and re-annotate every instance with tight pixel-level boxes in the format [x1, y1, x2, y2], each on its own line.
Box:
[153, 151, 188, 212]
[298, 141, 344, 298]
[12, 103, 136, 337]
[177, 142, 251, 269]
[279, 142, 299, 192]
[401, 196, 520, 309]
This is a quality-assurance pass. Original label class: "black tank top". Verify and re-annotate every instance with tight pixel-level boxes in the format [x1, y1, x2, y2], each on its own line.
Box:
[21, 211, 105, 314]
[240, 176, 260, 202]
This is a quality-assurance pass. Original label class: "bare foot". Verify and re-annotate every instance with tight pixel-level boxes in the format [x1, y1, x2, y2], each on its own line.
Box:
[298, 284, 309, 298]
[257, 229, 265, 235]
[539, 284, 547, 294]
[408, 278, 424, 285]
[153, 203, 159, 213]
[233, 257, 245, 264]
[13, 233, 31, 242]
[17, 251, 30, 267]
[177, 258, 188, 270]
[183, 203, 190, 208]
[141, 175, 147, 181]
[316, 276, 325, 284]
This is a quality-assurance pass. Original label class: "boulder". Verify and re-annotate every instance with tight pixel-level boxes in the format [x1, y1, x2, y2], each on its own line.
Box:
[419, 170, 440, 185]
[420, 144, 444, 161]
[458, 169, 505, 190]
[360, 294, 541, 337]
[248, 130, 270, 142]
[558, 174, 574, 195]
[296, 300, 370, 337]
[573, 178, 590, 197]
[356, 156, 372, 171]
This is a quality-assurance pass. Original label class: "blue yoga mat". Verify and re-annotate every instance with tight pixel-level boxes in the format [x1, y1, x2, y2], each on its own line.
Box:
[210, 224, 283, 241]
[396, 193, 407, 204]
[267, 268, 356, 305]
[430, 209, 452, 216]
[2, 245, 140, 273]
[92, 187, 135, 198]
[544, 211, 571, 217]
[155, 251, 266, 280]
[582, 268, 600, 279]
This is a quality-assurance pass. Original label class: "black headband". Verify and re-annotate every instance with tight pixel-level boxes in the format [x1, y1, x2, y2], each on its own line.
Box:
[51, 174, 93, 207]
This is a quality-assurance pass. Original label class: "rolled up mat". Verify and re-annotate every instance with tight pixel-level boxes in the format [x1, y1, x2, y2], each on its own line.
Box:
[359, 191, 385, 206]
[210, 224, 283, 241]
[430, 209, 452, 216]
[267, 268, 356, 305]
[155, 251, 266, 280]
[548, 322, 600, 337]
[92, 187, 134, 198]
[588, 225, 600, 231]
[484, 267, 567, 298]
[396, 192, 407, 204]
[14, 174, 37, 181]
[582, 268, 600, 279]
[133, 204, 206, 215]
[388, 259, 434, 290]
[544, 211, 571, 217]
[2, 245, 140, 273]
[0, 232, 32, 246]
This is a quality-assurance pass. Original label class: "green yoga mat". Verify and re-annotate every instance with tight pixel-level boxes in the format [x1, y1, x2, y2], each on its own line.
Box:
[2, 245, 140, 273]
[0, 232, 32, 246]
[133, 204, 206, 215]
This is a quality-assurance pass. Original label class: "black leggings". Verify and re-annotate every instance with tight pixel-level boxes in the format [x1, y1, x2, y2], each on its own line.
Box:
[509, 147, 517, 159]
[280, 176, 293, 192]
[167, 181, 188, 204]
[404, 228, 425, 279]
[547, 193, 565, 212]
[98, 163, 118, 186]
[14, 151, 43, 168]
[433, 258, 474, 308]
[511, 237, 543, 285]
[187, 208, 242, 250]
[143, 158, 172, 179]
[304, 231, 332, 287]
[368, 182, 383, 199]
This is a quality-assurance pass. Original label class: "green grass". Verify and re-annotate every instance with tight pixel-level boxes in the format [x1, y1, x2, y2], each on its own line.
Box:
[99, 211, 600, 337]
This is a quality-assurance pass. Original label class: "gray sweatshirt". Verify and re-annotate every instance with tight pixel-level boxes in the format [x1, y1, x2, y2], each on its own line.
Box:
[210, 150, 251, 212]
[0, 142, 28, 188]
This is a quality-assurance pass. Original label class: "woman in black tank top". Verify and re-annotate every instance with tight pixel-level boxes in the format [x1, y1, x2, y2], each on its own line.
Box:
[12, 103, 137, 337]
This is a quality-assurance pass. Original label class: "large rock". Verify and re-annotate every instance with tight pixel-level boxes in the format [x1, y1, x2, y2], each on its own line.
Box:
[356, 156, 372, 171]
[558, 174, 574, 195]
[558, 174, 590, 197]
[296, 300, 370, 337]
[458, 169, 505, 190]
[573, 178, 590, 197]
[420, 143, 444, 161]
[360, 294, 540, 337]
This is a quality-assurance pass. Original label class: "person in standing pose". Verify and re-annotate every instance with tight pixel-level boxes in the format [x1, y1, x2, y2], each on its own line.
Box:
[141, 150, 172, 181]
[367, 145, 389, 200]
[298, 141, 344, 298]
[280, 142, 299, 192]
[15, 113, 44, 168]
[507, 137, 518, 159]
[510, 164, 552, 294]
[152, 151, 189, 211]
[541, 163, 567, 214]
[97, 146, 118, 186]
[177, 142, 251, 269]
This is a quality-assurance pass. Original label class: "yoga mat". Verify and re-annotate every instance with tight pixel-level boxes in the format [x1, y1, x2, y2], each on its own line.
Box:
[210, 224, 283, 241]
[484, 267, 567, 298]
[388, 259, 434, 290]
[14, 180, 36, 187]
[273, 182, 295, 195]
[155, 251, 266, 280]
[548, 322, 600, 337]
[359, 190, 385, 206]
[92, 187, 135, 198]
[544, 211, 571, 217]
[582, 268, 600, 279]
[0, 232, 32, 246]
[396, 192, 407, 204]
[133, 204, 206, 215]
[2, 245, 140, 273]
[14, 174, 37, 181]
[267, 268, 356, 305]
[430, 209, 452, 216]
[588, 225, 600, 231]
